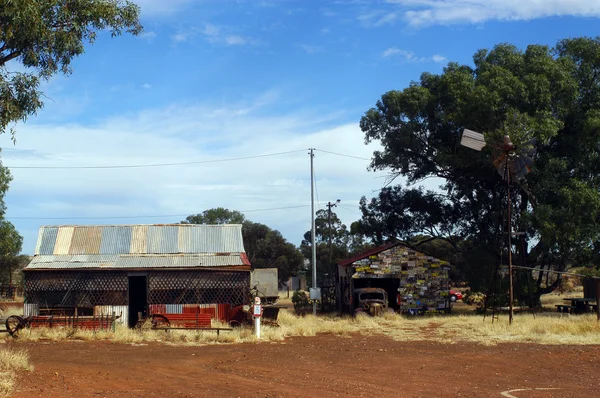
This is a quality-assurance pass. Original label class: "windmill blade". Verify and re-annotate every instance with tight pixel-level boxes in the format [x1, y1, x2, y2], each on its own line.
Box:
[513, 156, 532, 180]
[460, 129, 486, 151]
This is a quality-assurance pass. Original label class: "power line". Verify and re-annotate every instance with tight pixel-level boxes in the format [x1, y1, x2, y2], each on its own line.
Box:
[5, 148, 370, 170]
[6, 204, 312, 220]
[314, 148, 371, 161]
[5, 149, 306, 169]
[338, 204, 361, 216]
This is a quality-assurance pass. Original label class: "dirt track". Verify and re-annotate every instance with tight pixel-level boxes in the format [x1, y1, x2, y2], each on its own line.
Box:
[10, 335, 600, 397]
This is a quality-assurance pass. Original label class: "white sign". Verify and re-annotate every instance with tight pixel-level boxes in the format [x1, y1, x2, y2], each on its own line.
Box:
[254, 296, 261, 305]
[253, 304, 262, 317]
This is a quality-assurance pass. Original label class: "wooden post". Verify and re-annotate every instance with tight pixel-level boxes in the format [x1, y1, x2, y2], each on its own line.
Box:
[75, 306, 78, 329]
[112, 311, 116, 332]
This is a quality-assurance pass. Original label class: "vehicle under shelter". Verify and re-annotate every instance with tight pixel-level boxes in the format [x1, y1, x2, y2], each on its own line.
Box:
[337, 242, 452, 315]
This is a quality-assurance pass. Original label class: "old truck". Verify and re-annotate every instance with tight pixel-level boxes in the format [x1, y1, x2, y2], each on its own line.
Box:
[353, 287, 390, 317]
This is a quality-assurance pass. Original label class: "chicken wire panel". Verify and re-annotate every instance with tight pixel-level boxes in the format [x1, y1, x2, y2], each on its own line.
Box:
[147, 270, 250, 306]
[24, 271, 128, 308]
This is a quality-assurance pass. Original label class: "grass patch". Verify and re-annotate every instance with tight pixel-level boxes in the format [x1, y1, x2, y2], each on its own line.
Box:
[0, 347, 32, 397]
[6, 308, 600, 347]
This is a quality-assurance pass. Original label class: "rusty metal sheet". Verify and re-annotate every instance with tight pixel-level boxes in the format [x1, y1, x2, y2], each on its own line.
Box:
[53, 226, 74, 255]
[38, 227, 58, 255]
[84, 227, 102, 254]
[100, 226, 132, 254]
[130, 225, 148, 254]
[70, 227, 89, 255]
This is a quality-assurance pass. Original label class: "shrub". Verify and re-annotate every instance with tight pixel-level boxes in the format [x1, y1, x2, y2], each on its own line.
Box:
[462, 290, 486, 307]
[291, 290, 312, 315]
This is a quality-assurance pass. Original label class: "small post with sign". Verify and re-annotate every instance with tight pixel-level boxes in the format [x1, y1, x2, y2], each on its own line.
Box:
[253, 296, 262, 339]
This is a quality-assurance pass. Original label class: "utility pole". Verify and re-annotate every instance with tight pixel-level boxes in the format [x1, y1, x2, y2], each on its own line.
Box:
[326, 200, 340, 276]
[309, 148, 317, 316]
[506, 160, 514, 325]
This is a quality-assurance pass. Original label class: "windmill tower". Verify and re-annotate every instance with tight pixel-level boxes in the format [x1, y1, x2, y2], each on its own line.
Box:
[460, 128, 536, 324]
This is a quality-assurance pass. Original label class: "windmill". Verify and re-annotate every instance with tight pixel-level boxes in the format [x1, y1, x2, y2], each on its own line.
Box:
[460, 128, 536, 324]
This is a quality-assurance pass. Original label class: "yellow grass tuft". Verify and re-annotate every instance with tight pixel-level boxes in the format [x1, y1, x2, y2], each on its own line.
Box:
[0, 347, 32, 397]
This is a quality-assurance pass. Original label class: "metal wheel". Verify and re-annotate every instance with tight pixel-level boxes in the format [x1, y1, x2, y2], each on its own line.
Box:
[151, 314, 170, 329]
[134, 316, 151, 330]
[6, 315, 27, 337]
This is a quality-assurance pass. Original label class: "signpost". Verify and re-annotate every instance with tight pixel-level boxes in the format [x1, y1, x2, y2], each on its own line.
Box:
[253, 296, 262, 339]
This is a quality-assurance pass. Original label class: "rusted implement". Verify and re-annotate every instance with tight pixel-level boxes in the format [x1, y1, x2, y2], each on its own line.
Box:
[135, 307, 233, 335]
[5, 313, 120, 337]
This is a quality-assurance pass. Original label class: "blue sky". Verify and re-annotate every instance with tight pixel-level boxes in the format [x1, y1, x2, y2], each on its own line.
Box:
[2, 0, 600, 254]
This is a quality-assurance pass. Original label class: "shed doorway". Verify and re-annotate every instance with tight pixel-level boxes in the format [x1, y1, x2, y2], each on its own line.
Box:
[128, 275, 148, 328]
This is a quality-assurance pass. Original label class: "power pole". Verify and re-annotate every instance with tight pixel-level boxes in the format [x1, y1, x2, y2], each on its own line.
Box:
[326, 200, 340, 276]
[309, 148, 317, 316]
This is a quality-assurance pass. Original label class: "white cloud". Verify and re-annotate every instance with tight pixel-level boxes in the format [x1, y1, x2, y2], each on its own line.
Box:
[224, 35, 248, 46]
[138, 31, 158, 42]
[171, 32, 189, 42]
[1, 92, 389, 254]
[382, 47, 414, 59]
[172, 23, 257, 46]
[141, 83, 152, 89]
[381, 47, 445, 63]
[386, 0, 600, 27]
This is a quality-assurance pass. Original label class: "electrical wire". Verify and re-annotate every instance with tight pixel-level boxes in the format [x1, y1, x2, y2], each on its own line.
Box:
[6, 205, 312, 220]
[338, 204, 361, 216]
[6, 149, 306, 169]
[314, 148, 371, 161]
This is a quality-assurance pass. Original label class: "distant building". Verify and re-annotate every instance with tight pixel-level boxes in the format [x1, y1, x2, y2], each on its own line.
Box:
[23, 224, 251, 327]
[338, 242, 452, 315]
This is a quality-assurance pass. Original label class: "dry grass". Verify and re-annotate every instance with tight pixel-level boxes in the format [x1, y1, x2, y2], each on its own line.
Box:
[0, 347, 32, 397]
[8, 307, 600, 347]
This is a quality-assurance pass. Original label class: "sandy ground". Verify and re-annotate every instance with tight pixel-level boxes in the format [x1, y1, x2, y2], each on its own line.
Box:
[9, 334, 600, 398]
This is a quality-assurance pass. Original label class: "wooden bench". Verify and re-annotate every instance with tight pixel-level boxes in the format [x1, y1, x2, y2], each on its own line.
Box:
[151, 313, 232, 335]
[555, 304, 576, 314]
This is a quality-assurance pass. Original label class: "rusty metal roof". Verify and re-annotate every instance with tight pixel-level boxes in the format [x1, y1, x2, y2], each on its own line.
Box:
[33, 224, 246, 255]
[27, 224, 248, 270]
[25, 254, 248, 270]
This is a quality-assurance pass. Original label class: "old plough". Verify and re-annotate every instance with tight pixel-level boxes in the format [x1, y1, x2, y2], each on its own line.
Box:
[4, 313, 120, 337]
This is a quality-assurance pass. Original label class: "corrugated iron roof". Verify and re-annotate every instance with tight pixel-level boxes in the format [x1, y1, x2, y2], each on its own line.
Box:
[32, 224, 246, 256]
[25, 254, 246, 270]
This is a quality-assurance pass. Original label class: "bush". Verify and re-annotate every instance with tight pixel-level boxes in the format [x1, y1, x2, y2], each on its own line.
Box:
[291, 290, 312, 315]
[462, 290, 486, 307]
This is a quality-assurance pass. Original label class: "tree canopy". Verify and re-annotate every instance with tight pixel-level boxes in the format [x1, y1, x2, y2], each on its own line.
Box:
[182, 209, 304, 283]
[0, 0, 142, 139]
[357, 37, 600, 301]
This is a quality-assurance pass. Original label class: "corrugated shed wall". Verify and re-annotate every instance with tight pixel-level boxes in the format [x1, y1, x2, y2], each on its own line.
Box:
[33, 224, 245, 255]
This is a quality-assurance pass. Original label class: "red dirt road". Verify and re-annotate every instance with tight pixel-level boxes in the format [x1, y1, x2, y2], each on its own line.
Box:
[10, 335, 600, 397]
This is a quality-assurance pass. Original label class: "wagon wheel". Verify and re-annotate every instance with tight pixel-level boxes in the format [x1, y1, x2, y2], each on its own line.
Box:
[134, 316, 151, 330]
[151, 314, 170, 329]
[6, 315, 27, 338]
